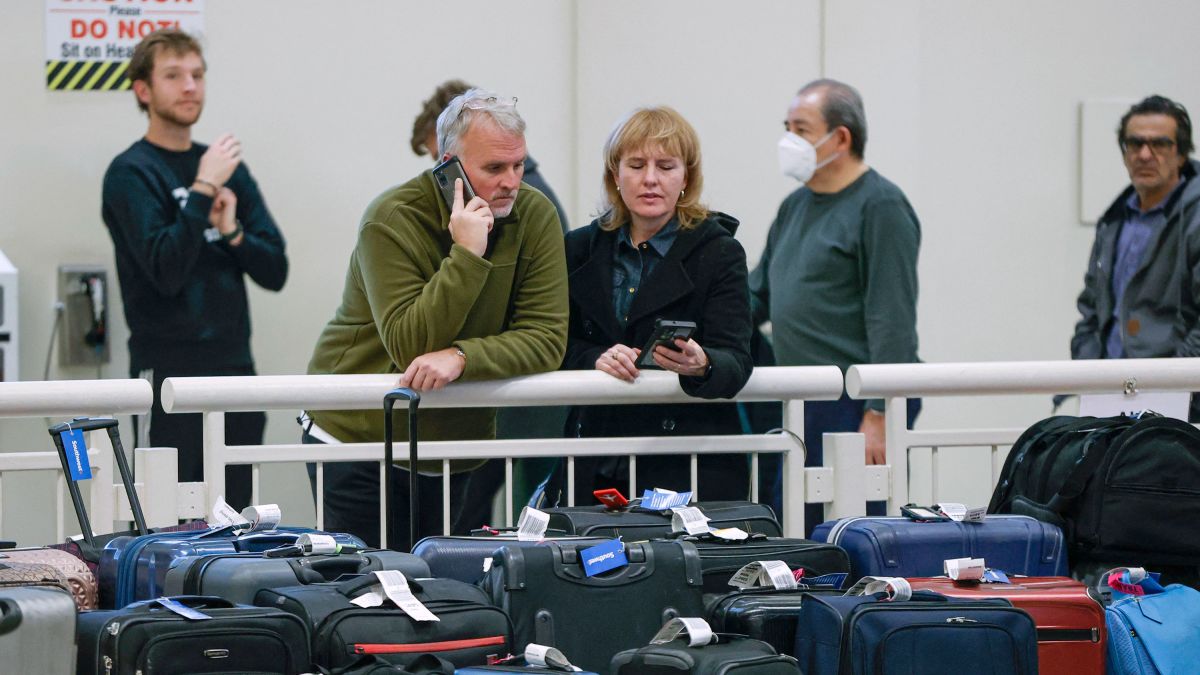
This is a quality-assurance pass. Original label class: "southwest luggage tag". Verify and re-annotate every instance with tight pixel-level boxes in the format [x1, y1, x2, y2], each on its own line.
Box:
[516, 506, 550, 541]
[651, 617, 715, 647]
[351, 570, 439, 621]
[240, 503, 283, 532]
[154, 597, 212, 621]
[728, 560, 798, 590]
[936, 502, 986, 523]
[593, 488, 629, 510]
[580, 538, 627, 577]
[58, 424, 93, 481]
[794, 570, 850, 589]
[845, 576, 913, 601]
[670, 506, 712, 535]
[641, 488, 693, 511]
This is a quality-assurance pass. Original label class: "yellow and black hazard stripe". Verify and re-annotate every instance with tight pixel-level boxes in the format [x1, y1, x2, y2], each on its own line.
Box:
[46, 60, 131, 91]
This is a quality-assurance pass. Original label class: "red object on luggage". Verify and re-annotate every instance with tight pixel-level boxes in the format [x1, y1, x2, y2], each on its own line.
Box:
[907, 576, 1105, 675]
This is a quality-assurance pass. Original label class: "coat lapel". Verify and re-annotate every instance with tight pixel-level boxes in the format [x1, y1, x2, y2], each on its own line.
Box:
[569, 229, 623, 341]
[625, 227, 702, 328]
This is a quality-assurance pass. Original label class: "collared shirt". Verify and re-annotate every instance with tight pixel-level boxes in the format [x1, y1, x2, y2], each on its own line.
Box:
[612, 218, 679, 328]
[1106, 180, 1184, 357]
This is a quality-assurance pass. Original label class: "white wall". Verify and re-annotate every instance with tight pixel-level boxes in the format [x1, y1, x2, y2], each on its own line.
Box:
[3, 0, 1198, 541]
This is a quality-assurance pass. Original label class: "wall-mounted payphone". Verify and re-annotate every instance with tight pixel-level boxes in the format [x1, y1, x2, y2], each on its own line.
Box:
[57, 265, 110, 368]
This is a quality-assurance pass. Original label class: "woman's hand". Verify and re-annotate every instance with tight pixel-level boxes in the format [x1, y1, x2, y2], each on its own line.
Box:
[596, 343, 642, 382]
[653, 338, 709, 377]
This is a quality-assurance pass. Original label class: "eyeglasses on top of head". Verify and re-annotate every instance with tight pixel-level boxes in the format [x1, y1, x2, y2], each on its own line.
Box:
[457, 96, 519, 120]
[1121, 135, 1177, 154]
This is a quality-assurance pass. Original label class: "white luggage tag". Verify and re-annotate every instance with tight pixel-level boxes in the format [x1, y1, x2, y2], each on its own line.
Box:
[240, 504, 282, 532]
[727, 560, 798, 590]
[650, 617, 715, 647]
[670, 506, 712, 535]
[525, 644, 583, 671]
[350, 571, 439, 622]
[710, 527, 749, 541]
[296, 533, 339, 555]
[155, 597, 212, 620]
[936, 503, 987, 523]
[944, 557, 986, 582]
[641, 488, 693, 511]
[210, 496, 250, 528]
[516, 506, 550, 541]
[845, 576, 913, 602]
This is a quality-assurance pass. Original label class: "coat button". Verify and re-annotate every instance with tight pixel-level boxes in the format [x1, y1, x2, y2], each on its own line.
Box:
[662, 418, 676, 431]
[1127, 318, 1141, 336]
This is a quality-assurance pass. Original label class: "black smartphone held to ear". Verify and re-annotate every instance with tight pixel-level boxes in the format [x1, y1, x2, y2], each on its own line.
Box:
[432, 156, 477, 211]
[637, 319, 698, 369]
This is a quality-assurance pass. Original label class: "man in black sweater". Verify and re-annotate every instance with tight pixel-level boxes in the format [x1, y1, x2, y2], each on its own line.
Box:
[102, 29, 287, 509]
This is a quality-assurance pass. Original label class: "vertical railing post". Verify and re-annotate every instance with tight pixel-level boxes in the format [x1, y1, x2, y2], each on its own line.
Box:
[781, 398, 806, 538]
[885, 396, 908, 515]
[825, 432, 866, 519]
[135, 447, 179, 528]
[203, 411, 226, 513]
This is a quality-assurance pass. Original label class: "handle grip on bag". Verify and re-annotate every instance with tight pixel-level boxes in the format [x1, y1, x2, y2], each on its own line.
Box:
[0, 598, 21, 636]
[336, 571, 423, 598]
[384, 388, 421, 551]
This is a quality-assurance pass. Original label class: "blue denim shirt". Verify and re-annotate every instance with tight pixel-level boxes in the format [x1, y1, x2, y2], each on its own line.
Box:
[1106, 181, 1183, 357]
[612, 218, 679, 328]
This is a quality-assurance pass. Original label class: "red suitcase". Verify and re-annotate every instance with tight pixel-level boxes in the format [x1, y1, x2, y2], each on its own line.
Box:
[907, 576, 1104, 675]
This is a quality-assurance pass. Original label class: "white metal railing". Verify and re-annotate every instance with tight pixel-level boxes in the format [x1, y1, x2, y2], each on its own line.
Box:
[0, 379, 181, 542]
[163, 367, 845, 541]
[846, 357, 1200, 511]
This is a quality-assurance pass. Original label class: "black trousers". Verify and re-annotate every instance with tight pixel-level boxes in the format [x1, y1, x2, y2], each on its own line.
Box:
[303, 432, 470, 550]
[134, 365, 263, 510]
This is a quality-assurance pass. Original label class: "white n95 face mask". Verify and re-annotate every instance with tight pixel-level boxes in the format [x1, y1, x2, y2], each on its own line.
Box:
[777, 131, 838, 184]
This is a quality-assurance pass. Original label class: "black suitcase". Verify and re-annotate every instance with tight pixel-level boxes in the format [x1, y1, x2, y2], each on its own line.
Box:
[684, 533, 849, 593]
[256, 572, 512, 671]
[481, 539, 706, 673]
[705, 586, 844, 656]
[76, 595, 312, 675]
[543, 501, 781, 539]
[411, 532, 607, 584]
[611, 633, 800, 674]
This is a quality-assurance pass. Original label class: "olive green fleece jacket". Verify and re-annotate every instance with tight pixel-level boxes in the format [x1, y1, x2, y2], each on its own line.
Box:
[306, 170, 568, 472]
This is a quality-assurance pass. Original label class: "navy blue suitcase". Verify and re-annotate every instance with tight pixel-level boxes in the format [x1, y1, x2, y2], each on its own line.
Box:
[812, 515, 1067, 580]
[794, 590, 1039, 675]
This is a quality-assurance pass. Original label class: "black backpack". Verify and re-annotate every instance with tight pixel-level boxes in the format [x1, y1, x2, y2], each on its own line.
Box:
[988, 412, 1200, 565]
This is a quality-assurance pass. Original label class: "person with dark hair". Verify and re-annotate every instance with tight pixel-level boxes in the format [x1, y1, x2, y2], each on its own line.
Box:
[101, 29, 288, 509]
[749, 79, 921, 531]
[553, 105, 753, 503]
[1070, 94, 1200, 420]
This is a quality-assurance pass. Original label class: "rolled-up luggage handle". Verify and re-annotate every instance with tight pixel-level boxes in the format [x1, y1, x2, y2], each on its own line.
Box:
[384, 388, 421, 551]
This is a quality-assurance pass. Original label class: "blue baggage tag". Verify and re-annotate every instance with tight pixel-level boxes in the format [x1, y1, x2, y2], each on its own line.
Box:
[59, 428, 92, 481]
[982, 568, 1011, 584]
[803, 572, 849, 589]
[641, 489, 692, 511]
[581, 538, 627, 577]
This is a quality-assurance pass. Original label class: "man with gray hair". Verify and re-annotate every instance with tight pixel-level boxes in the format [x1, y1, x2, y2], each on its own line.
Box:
[303, 89, 568, 547]
[749, 78, 921, 530]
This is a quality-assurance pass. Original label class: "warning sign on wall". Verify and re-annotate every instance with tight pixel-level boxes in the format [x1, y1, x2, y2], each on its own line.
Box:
[44, 0, 206, 91]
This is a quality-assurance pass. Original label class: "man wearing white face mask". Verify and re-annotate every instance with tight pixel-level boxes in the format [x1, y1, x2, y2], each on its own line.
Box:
[749, 79, 921, 529]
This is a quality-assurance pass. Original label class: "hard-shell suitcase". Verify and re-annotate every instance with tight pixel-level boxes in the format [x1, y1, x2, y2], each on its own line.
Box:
[76, 595, 312, 675]
[481, 539, 706, 674]
[543, 501, 781, 539]
[611, 624, 800, 674]
[100, 524, 367, 608]
[812, 514, 1067, 580]
[908, 576, 1104, 674]
[411, 533, 606, 585]
[0, 559, 73, 596]
[0, 586, 78, 674]
[163, 548, 430, 604]
[256, 573, 512, 671]
[685, 533, 849, 593]
[1, 547, 98, 609]
[705, 586, 844, 656]
[794, 589, 1039, 675]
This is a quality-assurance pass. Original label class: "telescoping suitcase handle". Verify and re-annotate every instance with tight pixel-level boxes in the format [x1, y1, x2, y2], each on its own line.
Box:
[384, 388, 420, 551]
[47, 416, 149, 549]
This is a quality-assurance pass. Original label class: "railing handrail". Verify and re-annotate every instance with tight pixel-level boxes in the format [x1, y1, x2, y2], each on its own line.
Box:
[0, 379, 152, 418]
[163, 366, 845, 413]
[847, 357, 1200, 398]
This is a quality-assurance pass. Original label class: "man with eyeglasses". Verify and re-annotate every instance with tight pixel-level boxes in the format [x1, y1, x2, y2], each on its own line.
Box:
[1070, 95, 1200, 420]
[749, 79, 921, 531]
[303, 89, 568, 547]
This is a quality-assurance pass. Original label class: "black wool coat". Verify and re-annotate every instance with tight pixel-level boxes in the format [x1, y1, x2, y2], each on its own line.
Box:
[562, 211, 754, 439]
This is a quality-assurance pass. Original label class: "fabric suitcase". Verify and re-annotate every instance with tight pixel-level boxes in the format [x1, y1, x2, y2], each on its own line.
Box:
[611, 633, 800, 674]
[705, 586, 844, 656]
[0, 586, 78, 674]
[163, 548, 430, 604]
[412, 534, 606, 584]
[543, 501, 781, 539]
[908, 576, 1104, 674]
[794, 589, 1038, 675]
[2, 547, 98, 609]
[1103, 567, 1200, 675]
[256, 573, 512, 671]
[76, 594, 312, 675]
[100, 524, 367, 608]
[0, 559, 74, 596]
[685, 534, 849, 593]
[481, 539, 705, 673]
[813, 514, 1067, 580]
[455, 668, 598, 674]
